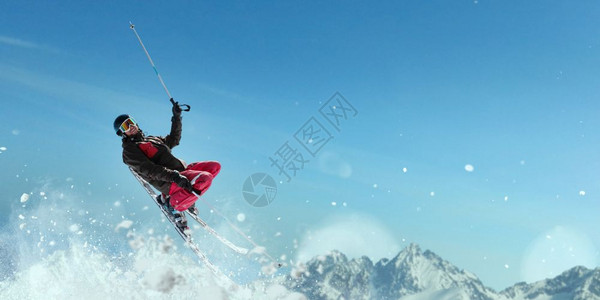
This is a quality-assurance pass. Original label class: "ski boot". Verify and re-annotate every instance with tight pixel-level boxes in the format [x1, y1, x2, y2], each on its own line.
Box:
[157, 195, 189, 232]
[156, 194, 168, 205]
[187, 204, 199, 216]
[173, 211, 189, 233]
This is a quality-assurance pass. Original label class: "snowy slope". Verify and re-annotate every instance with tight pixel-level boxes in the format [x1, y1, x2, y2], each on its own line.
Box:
[0, 186, 307, 300]
[277, 244, 600, 300]
[0, 236, 306, 300]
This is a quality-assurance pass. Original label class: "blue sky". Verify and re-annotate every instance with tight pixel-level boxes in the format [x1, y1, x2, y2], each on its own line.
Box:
[1, 0, 600, 290]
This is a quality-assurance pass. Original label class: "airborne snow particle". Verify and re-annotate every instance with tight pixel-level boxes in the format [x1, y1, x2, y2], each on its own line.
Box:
[0, 146, 6, 151]
[373, 184, 378, 188]
[69, 224, 80, 232]
[19, 223, 26, 230]
[504, 196, 509, 202]
[40, 192, 46, 197]
[250, 246, 266, 255]
[579, 191, 586, 196]
[237, 213, 246, 222]
[465, 164, 475, 172]
[504, 264, 510, 269]
[18, 214, 25, 220]
[430, 192, 435, 197]
[115, 220, 133, 232]
[402, 168, 407, 173]
[20, 193, 29, 203]
[331, 202, 337, 206]
[261, 263, 278, 276]
[12, 129, 20, 135]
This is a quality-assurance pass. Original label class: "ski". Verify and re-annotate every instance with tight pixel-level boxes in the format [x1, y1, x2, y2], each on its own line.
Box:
[185, 210, 250, 255]
[129, 168, 219, 274]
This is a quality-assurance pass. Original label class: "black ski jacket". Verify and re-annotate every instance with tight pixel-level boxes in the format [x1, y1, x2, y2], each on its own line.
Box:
[122, 113, 185, 195]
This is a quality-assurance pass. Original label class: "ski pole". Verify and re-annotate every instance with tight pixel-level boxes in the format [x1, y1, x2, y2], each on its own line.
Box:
[129, 21, 173, 100]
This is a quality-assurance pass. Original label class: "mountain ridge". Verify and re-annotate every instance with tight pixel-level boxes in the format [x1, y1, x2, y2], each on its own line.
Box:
[274, 244, 600, 300]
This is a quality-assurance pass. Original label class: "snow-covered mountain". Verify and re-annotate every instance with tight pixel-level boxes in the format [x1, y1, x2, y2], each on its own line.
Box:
[276, 244, 600, 300]
[501, 266, 600, 300]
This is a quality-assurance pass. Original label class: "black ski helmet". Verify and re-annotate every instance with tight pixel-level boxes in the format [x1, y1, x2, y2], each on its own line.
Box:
[113, 114, 130, 136]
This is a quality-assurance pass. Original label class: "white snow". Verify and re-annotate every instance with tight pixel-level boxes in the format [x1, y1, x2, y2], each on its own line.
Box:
[465, 164, 474, 172]
[141, 266, 183, 292]
[0, 146, 6, 151]
[261, 262, 279, 276]
[579, 190, 586, 196]
[250, 246, 267, 255]
[115, 220, 134, 232]
[0, 239, 305, 300]
[20, 193, 30, 203]
[291, 263, 307, 279]
[237, 213, 246, 222]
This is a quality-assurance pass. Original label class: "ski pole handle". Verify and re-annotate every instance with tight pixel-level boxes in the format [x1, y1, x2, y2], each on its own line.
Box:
[170, 98, 191, 112]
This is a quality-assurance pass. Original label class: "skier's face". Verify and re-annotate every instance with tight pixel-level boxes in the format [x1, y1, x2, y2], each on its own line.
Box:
[124, 123, 139, 136]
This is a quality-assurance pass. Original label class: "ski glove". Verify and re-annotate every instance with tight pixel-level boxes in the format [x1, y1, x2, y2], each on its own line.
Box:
[173, 173, 193, 191]
[171, 98, 183, 116]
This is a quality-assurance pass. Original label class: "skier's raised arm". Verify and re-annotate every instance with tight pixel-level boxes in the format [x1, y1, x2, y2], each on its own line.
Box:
[164, 98, 183, 148]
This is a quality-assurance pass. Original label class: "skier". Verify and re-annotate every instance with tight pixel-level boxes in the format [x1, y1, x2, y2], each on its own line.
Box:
[114, 99, 220, 230]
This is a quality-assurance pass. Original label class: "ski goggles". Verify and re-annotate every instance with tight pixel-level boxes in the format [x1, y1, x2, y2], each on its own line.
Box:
[119, 117, 138, 133]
